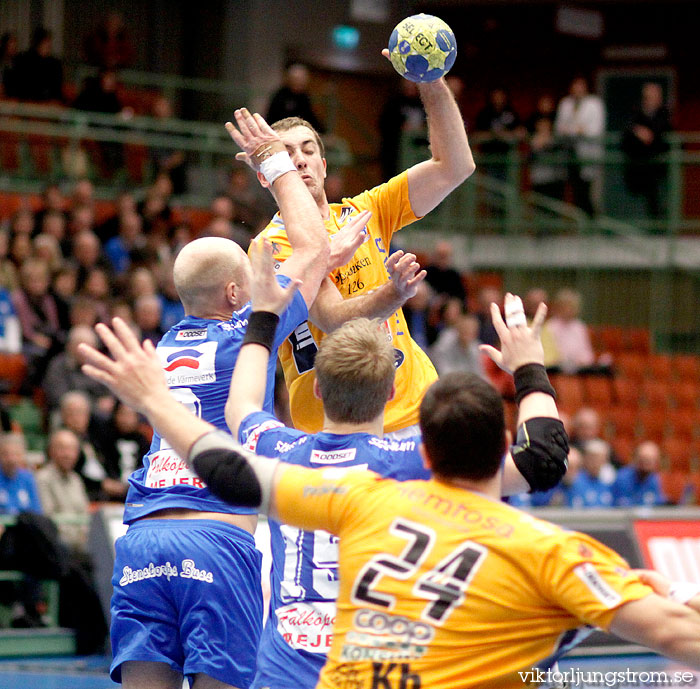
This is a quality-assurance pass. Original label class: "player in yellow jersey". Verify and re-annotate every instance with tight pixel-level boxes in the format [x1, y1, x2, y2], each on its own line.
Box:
[246, 55, 476, 435]
[81, 282, 700, 689]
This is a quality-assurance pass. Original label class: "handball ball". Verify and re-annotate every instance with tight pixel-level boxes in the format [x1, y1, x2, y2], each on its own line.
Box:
[388, 14, 456, 83]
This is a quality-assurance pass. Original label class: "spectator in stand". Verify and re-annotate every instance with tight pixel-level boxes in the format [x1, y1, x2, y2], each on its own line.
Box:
[39, 210, 67, 253]
[80, 267, 111, 323]
[104, 210, 144, 274]
[13, 27, 63, 103]
[73, 68, 131, 177]
[34, 184, 66, 231]
[475, 87, 525, 180]
[523, 288, 560, 369]
[568, 406, 620, 471]
[475, 285, 501, 348]
[43, 325, 110, 412]
[133, 294, 163, 347]
[613, 441, 665, 507]
[622, 82, 671, 218]
[0, 32, 19, 98]
[9, 209, 35, 238]
[11, 258, 62, 385]
[547, 288, 596, 373]
[149, 95, 187, 194]
[529, 115, 567, 202]
[526, 94, 557, 134]
[0, 287, 21, 354]
[96, 191, 136, 244]
[58, 391, 127, 502]
[8, 233, 32, 269]
[430, 312, 485, 378]
[378, 79, 426, 179]
[35, 429, 90, 553]
[0, 229, 18, 290]
[226, 164, 275, 230]
[568, 438, 616, 508]
[425, 240, 466, 302]
[402, 281, 433, 351]
[158, 267, 184, 332]
[83, 11, 135, 70]
[93, 402, 150, 486]
[266, 63, 323, 133]
[554, 76, 605, 215]
[65, 205, 96, 257]
[0, 433, 41, 515]
[126, 266, 157, 301]
[203, 216, 251, 251]
[72, 230, 110, 289]
[51, 264, 78, 332]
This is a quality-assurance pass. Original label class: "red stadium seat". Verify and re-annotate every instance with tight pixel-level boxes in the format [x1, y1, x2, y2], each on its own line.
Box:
[640, 380, 670, 410]
[598, 326, 624, 354]
[624, 328, 651, 355]
[583, 376, 613, 409]
[671, 382, 699, 410]
[667, 408, 696, 442]
[662, 438, 693, 473]
[637, 409, 667, 443]
[673, 354, 700, 382]
[549, 374, 585, 413]
[647, 354, 673, 381]
[660, 471, 690, 505]
[611, 436, 635, 465]
[615, 353, 647, 382]
[0, 353, 27, 395]
[605, 406, 637, 440]
[613, 379, 642, 408]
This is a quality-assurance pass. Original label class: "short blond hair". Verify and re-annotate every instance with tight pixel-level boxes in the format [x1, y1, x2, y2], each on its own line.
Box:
[315, 318, 395, 424]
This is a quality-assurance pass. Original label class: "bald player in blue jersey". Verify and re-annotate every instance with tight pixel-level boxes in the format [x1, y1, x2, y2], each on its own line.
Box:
[107, 109, 364, 689]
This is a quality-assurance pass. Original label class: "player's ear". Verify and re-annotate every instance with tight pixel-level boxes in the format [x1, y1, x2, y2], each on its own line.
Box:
[256, 171, 270, 189]
[225, 281, 238, 307]
[312, 378, 323, 401]
[419, 443, 432, 472]
[386, 383, 396, 402]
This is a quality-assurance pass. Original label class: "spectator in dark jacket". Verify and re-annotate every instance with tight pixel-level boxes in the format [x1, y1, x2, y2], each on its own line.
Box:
[12, 27, 63, 102]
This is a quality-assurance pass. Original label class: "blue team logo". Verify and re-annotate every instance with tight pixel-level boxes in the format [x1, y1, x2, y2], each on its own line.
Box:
[164, 348, 204, 372]
[393, 349, 405, 369]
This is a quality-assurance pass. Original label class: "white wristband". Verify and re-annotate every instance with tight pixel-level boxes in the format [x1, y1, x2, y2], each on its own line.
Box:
[259, 151, 296, 185]
[668, 581, 700, 604]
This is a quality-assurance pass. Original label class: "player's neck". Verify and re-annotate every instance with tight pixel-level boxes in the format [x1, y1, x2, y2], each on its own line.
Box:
[322, 414, 384, 437]
[436, 473, 502, 500]
[318, 195, 331, 221]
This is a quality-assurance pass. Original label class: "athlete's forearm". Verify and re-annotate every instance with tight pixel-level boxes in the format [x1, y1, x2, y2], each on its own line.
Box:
[419, 79, 475, 182]
[225, 342, 270, 437]
[309, 278, 406, 333]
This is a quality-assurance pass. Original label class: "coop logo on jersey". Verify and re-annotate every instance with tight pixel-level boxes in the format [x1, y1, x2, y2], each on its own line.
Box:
[175, 328, 207, 341]
[158, 341, 218, 386]
[394, 349, 405, 369]
[311, 448, 357, 465]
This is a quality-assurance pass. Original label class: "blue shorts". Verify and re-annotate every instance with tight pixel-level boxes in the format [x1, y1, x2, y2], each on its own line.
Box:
[110, 518, 263, 687]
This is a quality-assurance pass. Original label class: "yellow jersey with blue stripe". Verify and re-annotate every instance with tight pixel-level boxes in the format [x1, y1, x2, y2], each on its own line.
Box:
[256, 171, 437, 434]
[274, 465, 654, 689]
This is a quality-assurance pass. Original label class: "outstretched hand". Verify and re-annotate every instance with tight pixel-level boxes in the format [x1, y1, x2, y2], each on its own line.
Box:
[479, 293, 547, 373]
[328, 210, 372, 271]
[385, 250, 427, 301]
[78, 318, 169, 415]
[225, 108, 285, 172]
[249, 238, 302, 315]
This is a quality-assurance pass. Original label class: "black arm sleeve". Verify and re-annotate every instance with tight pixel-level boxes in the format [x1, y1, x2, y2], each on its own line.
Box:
[192, 448, 262, 508]
[510, 417, 569, 493]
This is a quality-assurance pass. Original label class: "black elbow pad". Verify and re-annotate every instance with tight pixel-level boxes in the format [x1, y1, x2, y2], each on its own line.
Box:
[510, 417, 569, 493]
[192, 448, 262, 508]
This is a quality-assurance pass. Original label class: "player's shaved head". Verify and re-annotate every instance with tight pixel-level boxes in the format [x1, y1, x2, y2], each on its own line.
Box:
[173, 237, 251, 315]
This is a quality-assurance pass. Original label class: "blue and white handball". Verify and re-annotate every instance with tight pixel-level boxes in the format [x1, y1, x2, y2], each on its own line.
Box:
[388, 14, 457, 83]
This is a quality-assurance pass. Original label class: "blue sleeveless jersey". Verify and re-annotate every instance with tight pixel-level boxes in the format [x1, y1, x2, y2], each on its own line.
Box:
[239, 410, 430, 689]
[123, 277, 308, 524]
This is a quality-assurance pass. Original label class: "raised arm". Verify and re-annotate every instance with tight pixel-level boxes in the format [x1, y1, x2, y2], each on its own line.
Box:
[384, 59, 475, 218]
[309, 250, 426, 333]
[224, 240, 298, 436]
[226, 109, 329, 308]
[480, 294, 568, 496]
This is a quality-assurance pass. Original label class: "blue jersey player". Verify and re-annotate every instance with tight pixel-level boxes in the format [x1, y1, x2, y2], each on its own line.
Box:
[108, 108, 338, 689]
[223, 283, 568, 689]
